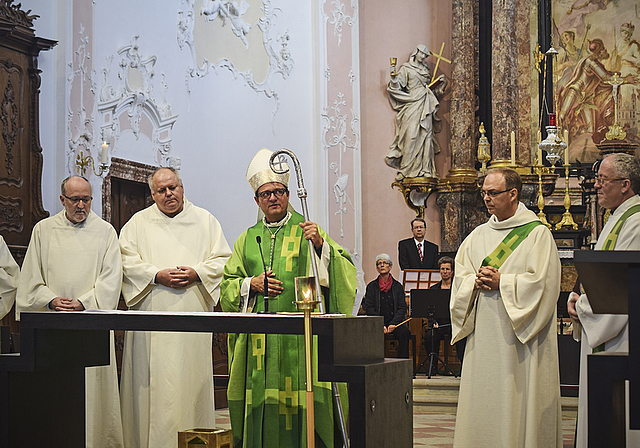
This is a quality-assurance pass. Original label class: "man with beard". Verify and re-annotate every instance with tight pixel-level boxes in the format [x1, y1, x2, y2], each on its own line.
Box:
[16, 176, 124, 447]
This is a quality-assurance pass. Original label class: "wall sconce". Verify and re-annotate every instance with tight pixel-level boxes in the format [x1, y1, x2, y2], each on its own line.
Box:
[76, 141, 110, 177]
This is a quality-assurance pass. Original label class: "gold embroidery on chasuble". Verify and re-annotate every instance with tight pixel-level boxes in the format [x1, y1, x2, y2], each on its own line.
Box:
[281, 225, 301, 272]
[279, 376, 298, 430]
[251, 334, 265, 370]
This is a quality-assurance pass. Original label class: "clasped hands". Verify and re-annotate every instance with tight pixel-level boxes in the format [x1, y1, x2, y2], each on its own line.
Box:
[49, 297, 85, 311]
[156, 266, 200, 288]
[474, 266, 501, 290]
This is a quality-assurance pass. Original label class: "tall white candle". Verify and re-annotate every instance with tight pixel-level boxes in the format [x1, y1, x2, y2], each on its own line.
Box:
[563, 130, 569, 164]
[101, 142, 108, 164]
[538, 147, 542, 166]
[510, 131, 516, 165]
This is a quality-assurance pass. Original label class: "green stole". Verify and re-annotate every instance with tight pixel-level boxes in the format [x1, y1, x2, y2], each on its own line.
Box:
[600, 204, 640, 251]
[592, 203, 640, 353]
[481, 221, 544, 269]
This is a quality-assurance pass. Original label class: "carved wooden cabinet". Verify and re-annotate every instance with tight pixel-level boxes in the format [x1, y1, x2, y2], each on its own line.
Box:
[0, 1, 56, 254]
[0, 1, 56, 332]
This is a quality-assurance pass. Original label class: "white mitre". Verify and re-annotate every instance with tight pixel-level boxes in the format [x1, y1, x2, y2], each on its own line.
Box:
[246, 148, 290, 192]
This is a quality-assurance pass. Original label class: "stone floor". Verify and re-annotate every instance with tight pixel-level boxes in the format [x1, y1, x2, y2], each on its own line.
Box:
[214, 406, 577, 447]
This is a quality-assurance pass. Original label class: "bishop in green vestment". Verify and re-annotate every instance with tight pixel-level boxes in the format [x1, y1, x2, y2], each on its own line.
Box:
[221, 148, 356, 448]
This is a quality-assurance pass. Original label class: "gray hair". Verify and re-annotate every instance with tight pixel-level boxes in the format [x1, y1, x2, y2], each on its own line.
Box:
[605, 153, 640, 194]
[61, 176, 91, 195]
[438, 256, 454, 270]
[375, 253, 393, 266]
[148, 167, 182, 192]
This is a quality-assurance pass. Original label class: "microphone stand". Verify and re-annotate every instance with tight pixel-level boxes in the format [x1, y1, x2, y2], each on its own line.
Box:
[256, 235, 272, 314]
[269, 148, 349, 448]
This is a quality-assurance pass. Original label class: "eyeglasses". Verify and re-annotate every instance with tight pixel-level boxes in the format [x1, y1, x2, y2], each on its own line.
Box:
[376, 261, 390, 267]
[63, 195, 92, 204]
[594, 175, 626, 185]
[480, 189, 512, 199]
[256, 188, 288, 200]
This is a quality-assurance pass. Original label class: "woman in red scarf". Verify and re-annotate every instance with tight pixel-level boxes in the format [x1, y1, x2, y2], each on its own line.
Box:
[362, 253, 411, 358]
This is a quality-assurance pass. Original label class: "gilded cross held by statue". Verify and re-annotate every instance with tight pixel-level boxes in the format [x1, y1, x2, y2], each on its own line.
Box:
[428, 42, 451, 88]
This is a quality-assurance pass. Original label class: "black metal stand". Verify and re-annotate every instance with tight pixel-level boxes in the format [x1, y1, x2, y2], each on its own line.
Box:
[421, 318, 454, 378]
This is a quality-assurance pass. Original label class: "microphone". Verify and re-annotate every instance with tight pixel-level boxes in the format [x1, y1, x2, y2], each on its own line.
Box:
[256, 236, 270, 313]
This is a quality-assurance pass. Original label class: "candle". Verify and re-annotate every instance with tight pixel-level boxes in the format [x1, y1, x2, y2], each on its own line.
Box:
[538, 147, 542, 166]
[537, 130, 541, 144]
[564, 140, 569, 165]
[549, 113, 556, 127]
[101, 141, 108, 165]
[510, 131, 516, 165]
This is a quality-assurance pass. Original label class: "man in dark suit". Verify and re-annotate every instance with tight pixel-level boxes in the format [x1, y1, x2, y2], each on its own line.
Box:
[398, 218, 439, 269]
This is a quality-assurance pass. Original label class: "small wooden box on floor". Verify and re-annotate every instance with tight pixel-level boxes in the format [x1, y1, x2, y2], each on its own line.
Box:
[178, 428, 232, 447]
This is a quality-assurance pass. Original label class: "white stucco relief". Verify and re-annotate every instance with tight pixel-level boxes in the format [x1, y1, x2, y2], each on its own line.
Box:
[324, 0, 356, 47]
[177, 0, 293, 119]
[66, 25, 95, 177]
[322, 91, 359, 239]
[320, 0, 363, 291]
[67, 30, 179, 180]
[98, 36, 179, 168]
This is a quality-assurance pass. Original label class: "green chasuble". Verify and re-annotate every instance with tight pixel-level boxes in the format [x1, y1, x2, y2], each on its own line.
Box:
[221, 210, 356, 448]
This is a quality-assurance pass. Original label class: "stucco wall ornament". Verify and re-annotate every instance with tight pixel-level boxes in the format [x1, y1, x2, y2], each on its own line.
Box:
[322, 92, 359, 238]
[177, 0, 293, 117]
[98, 36, 179, 168]
[66, 25, 96, 176]
[201, 0, 252, 49]
[323, 0, 356, 47]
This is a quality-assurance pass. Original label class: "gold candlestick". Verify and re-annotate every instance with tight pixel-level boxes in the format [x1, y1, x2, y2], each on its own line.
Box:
[294, 277, 321, 448]
[555, 164, 579, 230]
[477, 123, 491, 175]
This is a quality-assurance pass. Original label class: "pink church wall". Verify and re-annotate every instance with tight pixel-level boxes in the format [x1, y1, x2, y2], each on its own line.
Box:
[359, 0, 452, 283]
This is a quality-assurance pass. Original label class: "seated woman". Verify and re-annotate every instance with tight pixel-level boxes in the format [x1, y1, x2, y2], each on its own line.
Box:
[362, 253, 411, 358]
[422, 256, 466, 368]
